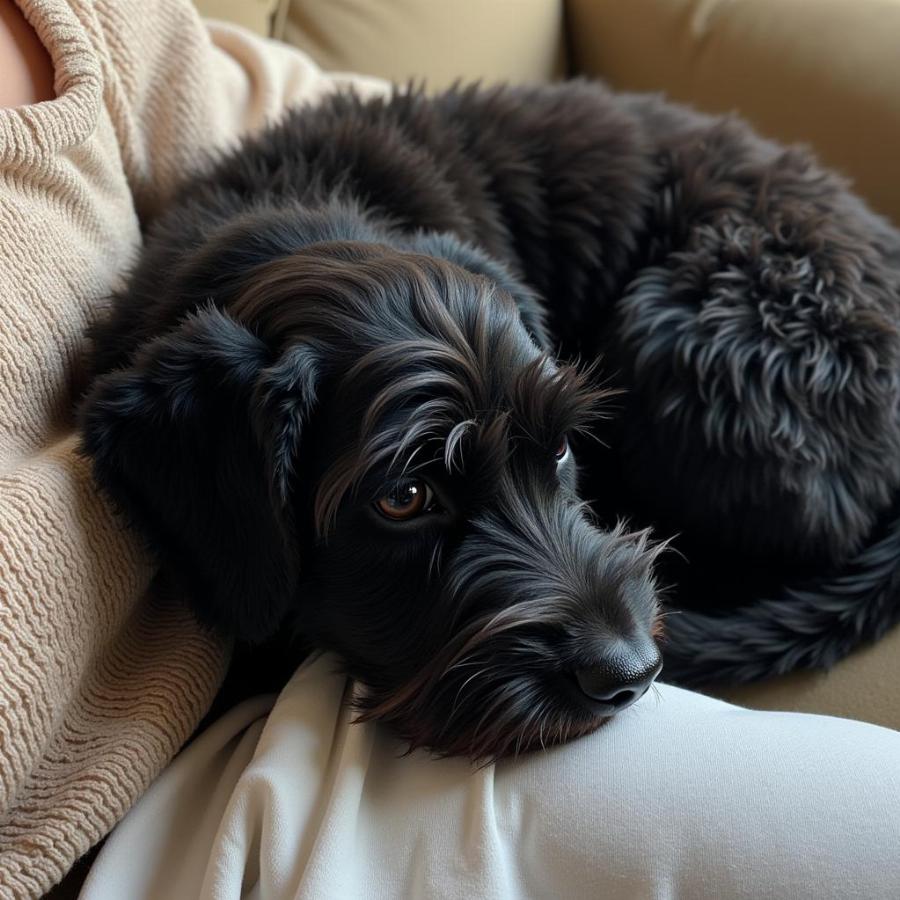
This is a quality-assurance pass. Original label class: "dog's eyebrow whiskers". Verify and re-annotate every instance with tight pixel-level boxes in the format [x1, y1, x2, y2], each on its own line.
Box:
[394, 440, 429, 480]
[360, 372, 475, 440]
[510, 355, 621, 446]
[444, 418, 477, 472]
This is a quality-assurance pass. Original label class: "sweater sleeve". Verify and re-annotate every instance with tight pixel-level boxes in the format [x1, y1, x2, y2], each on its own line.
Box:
[0, 1, 388, 895]
[90, 0, 389, 220]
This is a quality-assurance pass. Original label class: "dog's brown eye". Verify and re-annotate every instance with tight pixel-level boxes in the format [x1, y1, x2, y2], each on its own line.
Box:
[555, 438, 569, 461]
[375, 479, 433, 520]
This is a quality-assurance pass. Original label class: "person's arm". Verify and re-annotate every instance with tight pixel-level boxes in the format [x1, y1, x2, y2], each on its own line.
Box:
[0, 0, 54, 107]
[0, 2, 388, 894]
[91, 0, 389, 221]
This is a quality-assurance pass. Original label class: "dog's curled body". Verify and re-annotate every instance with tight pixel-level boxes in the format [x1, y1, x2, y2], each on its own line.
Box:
[81, 81, 900, 755]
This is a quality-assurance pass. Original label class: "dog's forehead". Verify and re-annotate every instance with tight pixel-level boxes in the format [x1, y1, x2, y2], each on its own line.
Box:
[311, 258, 605, 523]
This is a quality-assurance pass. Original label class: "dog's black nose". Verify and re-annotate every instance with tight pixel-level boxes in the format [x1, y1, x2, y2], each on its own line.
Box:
[574, 639, 662, 713]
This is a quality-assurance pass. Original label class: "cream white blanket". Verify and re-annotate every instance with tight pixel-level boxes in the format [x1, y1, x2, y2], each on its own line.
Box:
[81, 655, 900, 900]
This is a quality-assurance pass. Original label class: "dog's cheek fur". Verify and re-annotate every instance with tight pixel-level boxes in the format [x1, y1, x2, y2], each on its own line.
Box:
[295, 510, 452, 686]
[608, 118, 900, 566]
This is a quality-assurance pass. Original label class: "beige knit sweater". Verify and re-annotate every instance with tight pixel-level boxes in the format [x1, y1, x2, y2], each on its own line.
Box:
[0, 2, 386, 895]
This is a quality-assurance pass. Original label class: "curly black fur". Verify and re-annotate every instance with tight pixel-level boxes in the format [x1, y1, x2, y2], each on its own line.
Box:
[79, 80, 900, 753]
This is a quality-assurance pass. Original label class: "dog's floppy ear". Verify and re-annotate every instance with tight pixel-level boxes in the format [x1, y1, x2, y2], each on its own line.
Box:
[79, 304, 319, 641]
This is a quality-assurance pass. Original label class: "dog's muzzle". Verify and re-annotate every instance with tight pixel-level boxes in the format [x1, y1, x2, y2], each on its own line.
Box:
[573, 636, 662, 714]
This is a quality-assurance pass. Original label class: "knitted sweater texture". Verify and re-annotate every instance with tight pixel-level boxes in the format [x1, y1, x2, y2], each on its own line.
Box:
[0, 2, 386, 894]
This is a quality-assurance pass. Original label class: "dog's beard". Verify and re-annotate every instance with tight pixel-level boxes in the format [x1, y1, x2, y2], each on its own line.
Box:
[351, 516, 665, 762]
[354, 621, 610, 760]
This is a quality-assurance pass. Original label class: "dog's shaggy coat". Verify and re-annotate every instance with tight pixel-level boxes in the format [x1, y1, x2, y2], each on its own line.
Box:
[80, 81, 900, 753]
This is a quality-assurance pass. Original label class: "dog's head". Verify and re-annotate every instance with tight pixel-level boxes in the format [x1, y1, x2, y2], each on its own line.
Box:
[81, 234, 663, 760]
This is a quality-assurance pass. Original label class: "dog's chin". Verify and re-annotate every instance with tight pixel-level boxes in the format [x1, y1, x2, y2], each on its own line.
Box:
[353, 674, 614, 762]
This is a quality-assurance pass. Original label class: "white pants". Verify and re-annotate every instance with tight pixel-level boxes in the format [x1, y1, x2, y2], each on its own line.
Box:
[80, 655, 900, 900]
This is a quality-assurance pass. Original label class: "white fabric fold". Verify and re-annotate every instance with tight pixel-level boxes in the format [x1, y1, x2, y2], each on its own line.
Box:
[81, 655, 900, 900]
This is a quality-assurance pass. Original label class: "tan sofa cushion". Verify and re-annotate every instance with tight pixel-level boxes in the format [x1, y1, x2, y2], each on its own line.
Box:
[566, 0, 900, 229]
[194, 0, 279, 36]
[711, 624, 900, 731]
[281, 0, 566, 88]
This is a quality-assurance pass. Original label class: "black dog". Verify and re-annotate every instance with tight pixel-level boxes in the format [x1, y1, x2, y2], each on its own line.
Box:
[79, 81, 900, 757]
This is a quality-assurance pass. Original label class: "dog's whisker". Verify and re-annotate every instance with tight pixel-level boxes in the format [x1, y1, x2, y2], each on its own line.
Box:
[427, 540, 445, 580]
[445, 663, 504, 723]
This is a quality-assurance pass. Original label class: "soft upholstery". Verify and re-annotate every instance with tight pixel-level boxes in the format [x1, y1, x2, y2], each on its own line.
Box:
[567, 0, 900, 228]
[715, 623, 900, 730]
[193, 0, 279, 36]
[281, 0, 567, 88]
[253, 0, 900, 230]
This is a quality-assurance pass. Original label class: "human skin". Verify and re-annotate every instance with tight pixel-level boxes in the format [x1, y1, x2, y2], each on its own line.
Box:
[0, 0, 55, 108]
